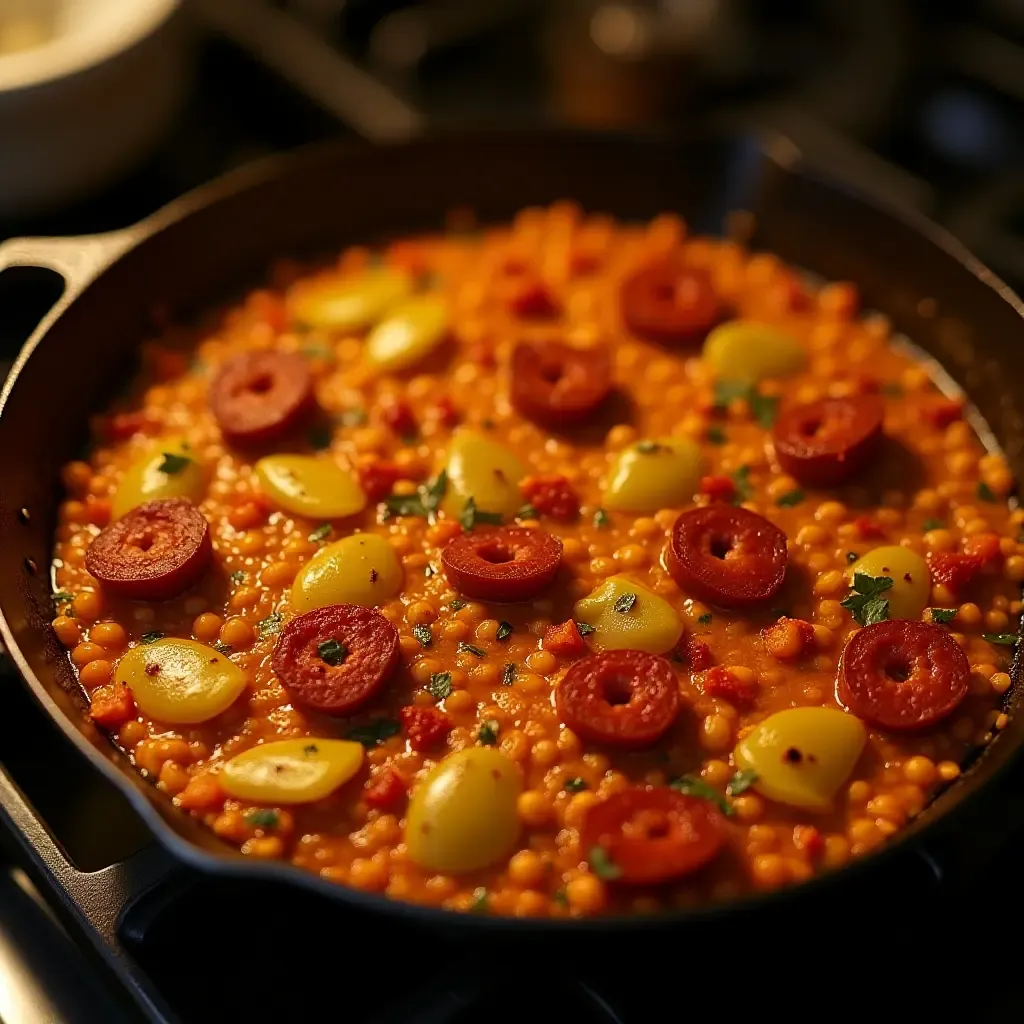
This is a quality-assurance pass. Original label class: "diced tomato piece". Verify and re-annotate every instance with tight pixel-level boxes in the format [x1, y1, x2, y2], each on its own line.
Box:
[520, 475, 580, 521]
[923, 398, 964, 429]
[508, 279, 558, 318]
[380, 398, 417, 438]
[357, 460, 404, 503]
[703, 666, 757, 705]
[683, 638, 713, 670]
[962, 532, 1001, 563]
[89, 687, 135, 727]
[928, 551, 984, 590]
[364, 767, 407, 810]
[400, 705, 451, 751]
[700, 475, 736, 503]
[762, 617, 814, 660]
[793, 824, 825, 858]
[432, 396, 460, 428]
[853, 516, 886, 540]
[543, 619, 588, 656]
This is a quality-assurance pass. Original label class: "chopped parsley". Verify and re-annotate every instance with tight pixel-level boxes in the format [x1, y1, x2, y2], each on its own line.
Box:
[776, 489, 805, 507]
[470, 887, 489, 912]
[846, 551, 859, 564]
[669, 775, 733, 816]
[383, 471, 448, 523]
[697, 612, 712, 626]
[427, 671, 452, 700]
[244, 809, 279, 829]
[516, 504, 538, 521]
[340, 407, 368, 427]
[922, 518, 945, 532]
[730, 464, 752, 503]
[257, 612, 284, 639]
[713, 380, 779, 427]
[726, 769, 758, 796]
[593, 508, 610, 529]
[554, 888, 568, 908]
[307, 424, 332, 449]
[929, 608, 958, 625]
[458, 641, 486, 658]
[412, 624, 433, 647]
[496, 621, 513, 642]
[213, 641, 233, 656]
[307, 523, 331, 543]
[460, 496, 503, 531]
[575, 621, 596, 636]
[713, 379, 750, 408]
[502, 662, 516, 686]
[346, 718, 401, 747]
[477, 719, 500, 745]
[449, 598, 466, 611]
[840, 573, 893, 627]
[564, 777, 588, 793]
[229, 570, 247, 585]
[706, 426, 727, 445]
[157, 452, 191, 474]
[588, 846, 623, 881]
[140, 631, 165, 644]
[982, 633, 1018, 646]
[613, 592, 637, 613]
[977, 481, 997, 503]
[317, 638, 347, 665]
[636, 440, 668, 454]
[52, 591, 74, 608]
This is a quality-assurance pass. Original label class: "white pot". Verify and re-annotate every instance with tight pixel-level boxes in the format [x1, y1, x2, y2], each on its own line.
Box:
[0, 0, 187, 217]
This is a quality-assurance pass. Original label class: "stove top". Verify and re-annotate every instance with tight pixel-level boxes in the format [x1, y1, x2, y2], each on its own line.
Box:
[4, 5, 1024, 1021]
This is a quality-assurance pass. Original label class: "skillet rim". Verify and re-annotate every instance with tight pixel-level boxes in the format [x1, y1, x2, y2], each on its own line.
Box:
[0, 126, 1021, 933]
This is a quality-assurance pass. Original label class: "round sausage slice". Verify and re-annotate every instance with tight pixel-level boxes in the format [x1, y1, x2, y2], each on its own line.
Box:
[271, 603, 400, 715]
[441, 527, 562, 602]
[85, 498, 212, 601]
[510, 341, 612, 428]
[620, 262, 722, 345]
[209, 351, 314, 445]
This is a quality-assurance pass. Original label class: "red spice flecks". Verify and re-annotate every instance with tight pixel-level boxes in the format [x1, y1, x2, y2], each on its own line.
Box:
[380, 398, 417, 438]
[853, 516, 886, 540]
[520, 475, 580, 521]
[703, 666, 756, 704]
[699, 475, 736, 503]
[399, 705, 451, 751]
[928, 551, 984, 590]
[364, 767, 407, 810]
[356, 460, 403, 503]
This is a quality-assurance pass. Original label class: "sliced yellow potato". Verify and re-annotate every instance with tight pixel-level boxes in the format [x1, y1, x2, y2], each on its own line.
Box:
[111, 436, 205, 520]
[441, 428, 526, 521]
[573, 574, 683, 655]
[219, 738, 364, 804]
[405, 747, 522, 874]
[703, 320, 807, 384]
[602, 437, 703, 514]
[117, 639, 246, 725]
[366, 295, 448, 372]
[734, 707, 867, 812]
[291, 533, 403, 612]
[290, 267, 412, 331]
[255, 454, 366, 519]
[847, 546, 930, 621]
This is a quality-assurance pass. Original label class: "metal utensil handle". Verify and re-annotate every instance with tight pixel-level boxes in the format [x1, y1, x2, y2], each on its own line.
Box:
[0, 762, 181, 1022]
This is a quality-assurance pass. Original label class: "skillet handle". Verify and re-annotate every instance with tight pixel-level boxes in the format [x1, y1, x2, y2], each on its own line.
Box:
[0, 762, 182, 1022]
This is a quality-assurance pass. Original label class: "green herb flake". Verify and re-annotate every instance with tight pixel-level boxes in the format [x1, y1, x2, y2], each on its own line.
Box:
[588, 845, 623, 881]
[157, 452, 191, 475]
[713, 379, 750, 408]
[564, 777, 587, 793]
[982, 633, 1018, 646]
[229, 570, 247, 585]
[922, 518, 945, 532]
[776, 489, 805, 508]
[929, 608, 958, 625]
[410, 624, 432, 648]
[460, 496, 503, 532]
[307, 425, 332, 450]
[317, 638, 347, 665]
[749, 391, 780, 429]
[730, 464, 752, 503]
[458, 641, 486, 658]
[244, 809, 279, 829]
[52, 590, 74, 608]
[449, 599, 466, 611]
[308, 523, 331, 544]
[471, 887, 489, 913]
[840, 573, 894, 627]
[303, 743, 319, 755]
[575, 621, 596, 636]
[502, 662, 516, 686]
[977, 481, 997, 503]
[713, 380, 778, 426]
[427, 671, 452, 700]
[383, 471, 448, 523]
[516, 504, 538, 521]
[613, 592, 637, 614]
[706, 426, 727, 446]
[340, 407, 368, 428]
[496, 621, 513, 642]
[846, 551, 859, 564]
[593, 508, 611, 529]
[554, 888, 568, 908]
[140, 631, 165, 644]
[346, 718, 401, 747]
[257, 612, 284, 639]
[213, 641, 233, 656]
[669, 775, 733, 816]
[697, 612, 712, 626]
[726, 769, 758, 797]
[477, 718, 500, 745]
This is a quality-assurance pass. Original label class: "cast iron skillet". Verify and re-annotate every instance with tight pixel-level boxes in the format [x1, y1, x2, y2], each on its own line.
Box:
[0, 130, 1022, 949]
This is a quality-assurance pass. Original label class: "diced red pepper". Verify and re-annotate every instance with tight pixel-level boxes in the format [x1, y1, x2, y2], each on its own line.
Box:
[543, 619, 588, 656]
[684, 638, 713, 670]
[703, 666, 757, 705]
[89, 687, 135, 727]
[432, 396, 460, 428]
[520, 475, 580, 521]
[380, 398, 417, 438]
[793, 824, 825, 858]
[853, 516, 886, 540]
[105, 411, 155, 442]
[364, 767, 407, 810]
[508, 279, 558, 319]
[962, 532, 1001, 563]
[400, 705, 451, 751]
[928, 551, 984, 590]
[923, 398, 965, 429]
[357, 460, 404, 503]
[700, 475, 736, 503]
